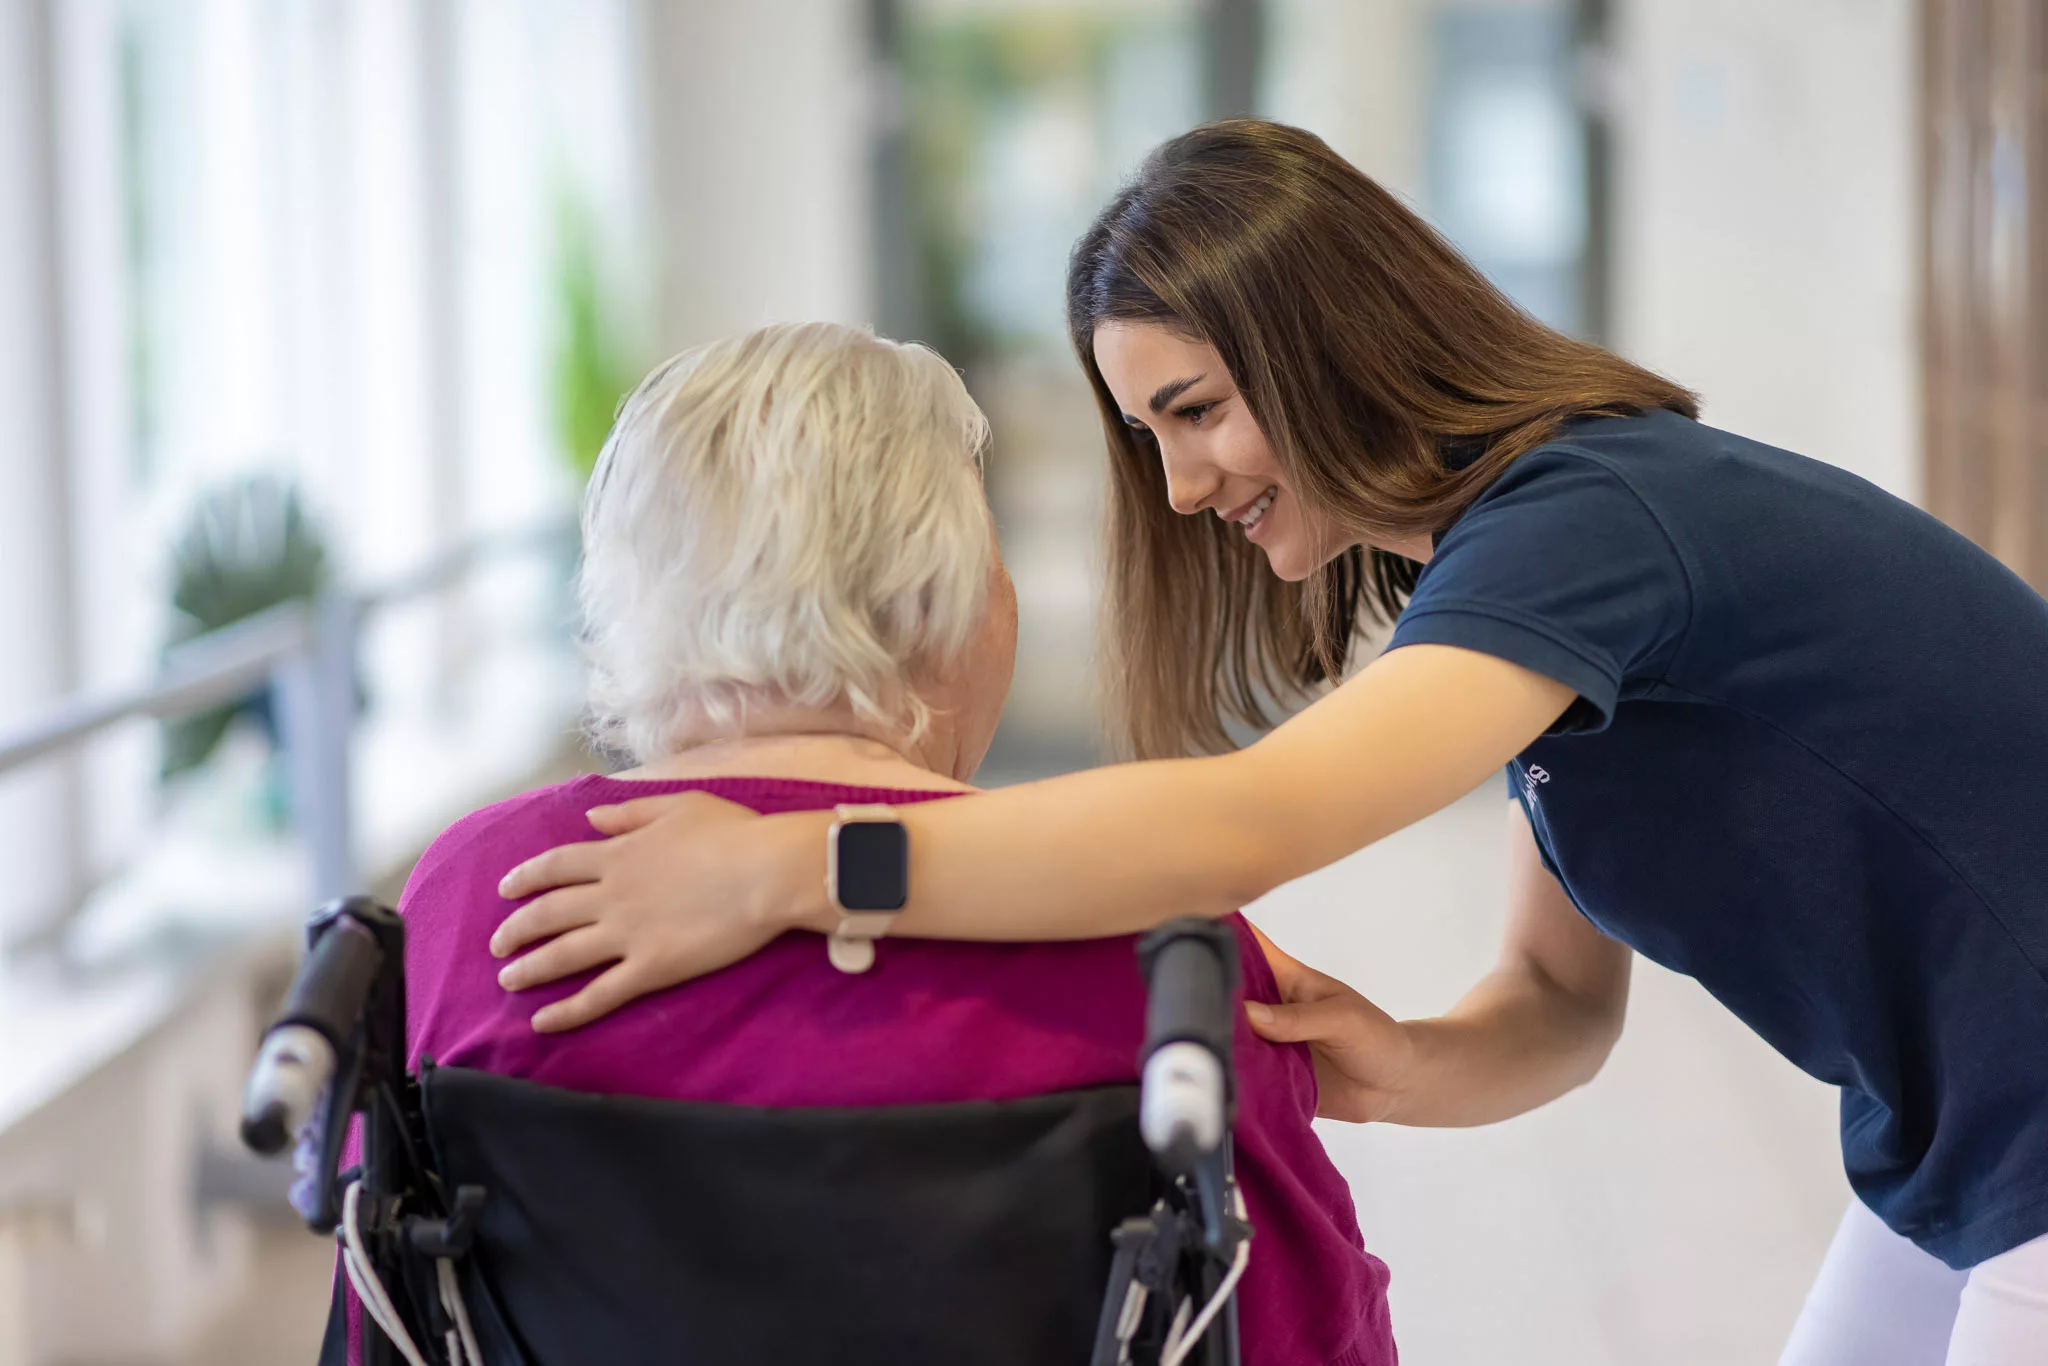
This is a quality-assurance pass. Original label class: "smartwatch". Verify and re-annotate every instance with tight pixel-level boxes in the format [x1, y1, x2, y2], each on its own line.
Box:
[825, 804, 908, 973]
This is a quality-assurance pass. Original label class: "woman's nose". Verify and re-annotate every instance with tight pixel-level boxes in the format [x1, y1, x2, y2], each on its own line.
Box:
[1161, 454, 1222, 517]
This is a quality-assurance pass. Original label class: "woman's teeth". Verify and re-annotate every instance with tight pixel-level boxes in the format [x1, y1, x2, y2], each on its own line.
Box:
[1237, 487, 1277, 531]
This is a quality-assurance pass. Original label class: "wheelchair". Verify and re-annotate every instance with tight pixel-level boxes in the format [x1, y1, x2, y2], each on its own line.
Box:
[242, 896, 1254, 1365]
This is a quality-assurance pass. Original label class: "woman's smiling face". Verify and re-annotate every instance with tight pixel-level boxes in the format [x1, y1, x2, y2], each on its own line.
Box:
[1091, 321, 1347, 582]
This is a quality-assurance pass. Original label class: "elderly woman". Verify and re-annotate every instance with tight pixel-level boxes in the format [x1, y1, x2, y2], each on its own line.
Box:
[349, 322, 1394, 1364]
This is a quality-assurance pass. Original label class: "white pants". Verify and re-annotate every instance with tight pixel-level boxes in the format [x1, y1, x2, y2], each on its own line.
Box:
[1779, 1199, 2048, 1366]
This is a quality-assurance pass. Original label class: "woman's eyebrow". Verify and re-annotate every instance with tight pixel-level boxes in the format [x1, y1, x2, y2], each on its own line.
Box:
[1148, 374, 1207, 413]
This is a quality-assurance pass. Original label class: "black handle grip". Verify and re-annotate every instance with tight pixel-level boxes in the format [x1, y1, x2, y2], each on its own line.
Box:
[1138, 918, 1239, 1071]
[252, 896, 407, 1233]
[277, 912, 386, 1051]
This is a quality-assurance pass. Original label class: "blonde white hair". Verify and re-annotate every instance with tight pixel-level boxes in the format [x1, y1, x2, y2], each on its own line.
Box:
[578, 321, 994, 763]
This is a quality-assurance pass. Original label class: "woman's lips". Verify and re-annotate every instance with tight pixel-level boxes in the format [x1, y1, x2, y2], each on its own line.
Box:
[1220, 490, 1263, 523]
[1245, 491, 1277, 543]
[1220, 485, 1279, 527]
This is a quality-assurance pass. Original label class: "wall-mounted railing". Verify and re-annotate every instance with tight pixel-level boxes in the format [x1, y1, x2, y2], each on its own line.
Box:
[0, 519, 575, 947]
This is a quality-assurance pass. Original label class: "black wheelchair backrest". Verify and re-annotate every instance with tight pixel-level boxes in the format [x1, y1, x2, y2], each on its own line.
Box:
[404, 1065, 1160, 1366]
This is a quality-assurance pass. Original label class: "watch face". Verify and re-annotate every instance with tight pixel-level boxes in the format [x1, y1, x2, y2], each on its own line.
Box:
[836, 821, 909, 912]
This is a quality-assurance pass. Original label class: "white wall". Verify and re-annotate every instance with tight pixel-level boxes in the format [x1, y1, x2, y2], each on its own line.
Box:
[641, 0, 874, 347]
[1610, 0, 1921, 501]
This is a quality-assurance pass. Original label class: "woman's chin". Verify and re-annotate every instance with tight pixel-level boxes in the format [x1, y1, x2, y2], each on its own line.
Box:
[1257, 533, 1361, 582]
[1257, 541, 1316, 583]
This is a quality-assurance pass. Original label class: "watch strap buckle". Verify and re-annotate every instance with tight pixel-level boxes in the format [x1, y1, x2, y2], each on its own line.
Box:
[827, 933, 877, 974]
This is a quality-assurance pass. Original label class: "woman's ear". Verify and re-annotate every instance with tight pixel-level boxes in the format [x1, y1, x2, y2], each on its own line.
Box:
[937, 557, 1018, 782]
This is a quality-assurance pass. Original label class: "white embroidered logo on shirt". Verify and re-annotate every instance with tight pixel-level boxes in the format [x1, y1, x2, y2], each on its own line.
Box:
[1522, 765, 1552, 802]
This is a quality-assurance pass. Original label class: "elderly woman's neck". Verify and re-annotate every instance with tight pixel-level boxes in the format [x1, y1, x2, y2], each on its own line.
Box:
[617, 704, 977, 791]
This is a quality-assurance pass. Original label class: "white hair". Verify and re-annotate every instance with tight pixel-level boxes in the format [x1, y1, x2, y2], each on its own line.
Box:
[578, 321, 994, 763]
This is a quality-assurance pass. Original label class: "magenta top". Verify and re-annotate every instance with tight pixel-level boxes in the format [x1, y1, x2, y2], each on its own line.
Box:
[349, 774, 1395, 1365]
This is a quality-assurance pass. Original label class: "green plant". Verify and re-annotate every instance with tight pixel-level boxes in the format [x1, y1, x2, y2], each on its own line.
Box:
[552, 191, 640, 483]
[160, 473, 329, 781]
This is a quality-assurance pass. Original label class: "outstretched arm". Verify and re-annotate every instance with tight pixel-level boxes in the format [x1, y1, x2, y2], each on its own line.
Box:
[493, 643, 1574, 1029]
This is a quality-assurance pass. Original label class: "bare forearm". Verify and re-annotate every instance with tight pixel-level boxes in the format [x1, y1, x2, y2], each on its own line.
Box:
[783, 747, 1291, 940]
[778, 645, 1573, 943]
[1383, 964, 1624, 1127]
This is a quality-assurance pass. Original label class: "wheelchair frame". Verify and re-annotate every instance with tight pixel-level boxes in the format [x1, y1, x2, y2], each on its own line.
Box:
[242, 896, 1250, 1366]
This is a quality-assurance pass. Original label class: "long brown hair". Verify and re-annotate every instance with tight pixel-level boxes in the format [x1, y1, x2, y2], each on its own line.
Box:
[1067, 119, 1697, 759]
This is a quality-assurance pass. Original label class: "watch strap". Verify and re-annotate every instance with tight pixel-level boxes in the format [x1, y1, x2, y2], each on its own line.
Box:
[832, 803, 900, 821]
[827, 804, 903, 975]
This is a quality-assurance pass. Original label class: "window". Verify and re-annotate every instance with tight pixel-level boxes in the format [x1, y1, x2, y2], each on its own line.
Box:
[1426, 0, 1603, 339]
[4, 0, 649, 954]
[883, 0, 1208, 774]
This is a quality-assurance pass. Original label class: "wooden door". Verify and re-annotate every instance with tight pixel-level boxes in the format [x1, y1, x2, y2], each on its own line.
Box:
[1923, 0, 2048, 590]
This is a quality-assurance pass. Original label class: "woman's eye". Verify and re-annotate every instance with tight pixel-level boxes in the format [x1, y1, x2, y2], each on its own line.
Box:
[1177, 402, 1216, 426]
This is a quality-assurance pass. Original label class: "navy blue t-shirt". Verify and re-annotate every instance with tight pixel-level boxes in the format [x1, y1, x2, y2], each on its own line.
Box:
[1388, 408, 2048, 1268]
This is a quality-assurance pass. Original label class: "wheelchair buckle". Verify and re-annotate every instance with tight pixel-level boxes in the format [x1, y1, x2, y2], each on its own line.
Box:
[404, 1184, 488, 1259]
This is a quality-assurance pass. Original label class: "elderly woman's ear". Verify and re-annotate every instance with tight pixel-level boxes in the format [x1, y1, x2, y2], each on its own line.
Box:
[921, 554, 1019, 784]
[950, 557, 1015, 786]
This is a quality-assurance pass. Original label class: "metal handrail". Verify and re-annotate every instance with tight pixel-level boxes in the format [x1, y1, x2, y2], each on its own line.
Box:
[355, 520, 570, 613]
[0, 517, 575, 930]
[0, 600, 313, 773]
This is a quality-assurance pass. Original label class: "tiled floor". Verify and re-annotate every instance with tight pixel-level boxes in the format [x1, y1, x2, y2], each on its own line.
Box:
[1248, 786, 1847, 1365]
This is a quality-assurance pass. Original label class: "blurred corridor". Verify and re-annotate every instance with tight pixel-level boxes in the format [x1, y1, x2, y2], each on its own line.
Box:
[1, 0, 2040, 1361]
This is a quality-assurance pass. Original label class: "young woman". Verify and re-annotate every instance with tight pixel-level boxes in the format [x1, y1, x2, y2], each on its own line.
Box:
[489, 122, 2048, 1363]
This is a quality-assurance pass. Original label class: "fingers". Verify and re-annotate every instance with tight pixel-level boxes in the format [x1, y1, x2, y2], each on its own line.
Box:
[1244, 918, 1282, 961]
[584, 790, 757, 836]
[490, 885, 603, 958]
[1243, 994, 1364, 1048]
[497, 926, 617, 992]
[498, 839, 609, 902]
[1243, 919, 1355, 1040]
[532, 962, 653, 1033]
[1262, 945, 1349, 1007]
[1244, 997, 1307, 1042]
[1244, 918, 1310, 989]
[583, 795, 682, 836]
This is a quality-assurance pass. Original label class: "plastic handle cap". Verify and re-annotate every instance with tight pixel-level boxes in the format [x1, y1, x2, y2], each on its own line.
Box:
[1141, 1040, 1226, 1170]
[240, 1024, 337, 1156]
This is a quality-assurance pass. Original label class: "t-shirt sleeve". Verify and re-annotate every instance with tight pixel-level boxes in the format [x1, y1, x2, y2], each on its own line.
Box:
[1388, 448, 1693, 732]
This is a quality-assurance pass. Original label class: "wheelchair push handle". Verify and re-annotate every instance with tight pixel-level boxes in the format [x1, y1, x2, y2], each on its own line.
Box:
[241, 896, 396, 1155]
[1136, 919, 1238, 1174]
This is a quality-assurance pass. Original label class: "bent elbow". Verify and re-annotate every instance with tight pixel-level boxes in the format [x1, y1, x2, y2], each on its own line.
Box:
[1217, 823, 1289, 909]
[1564, 993, 1628, 1092]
